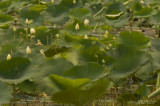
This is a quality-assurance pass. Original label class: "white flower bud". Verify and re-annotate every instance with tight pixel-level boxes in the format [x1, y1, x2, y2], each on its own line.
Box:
[113, 37, 116, 40]
[7, 54, 11, 60]
[84, 19, 89, 26]
[85, 3, 88, 6]
[25, 18, 29, 25]
[140, 0, 144, 4]
[73, 0, 76, 4]
[30, 28, 36, 34]
[100, 48, 104, 52]
[106, 47, 110, 50]
[53, 24, 56, 29]
[56, 34, 60, 38]
[105, 30, 109, 35]
[26, 46, 31, 54]
[95, 55, 98, 58]
[75, 23, 79, 30]
[102, 59, 105, 64]
[84, 35, 88, 39]
[108, 43, 112, 47]
[51, 0, 54, 3]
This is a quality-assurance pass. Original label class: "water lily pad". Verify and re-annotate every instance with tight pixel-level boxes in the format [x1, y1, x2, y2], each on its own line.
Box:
[0, 0, 11, 10]
[49, 74, 90, 90]
[0, 57, 37, 84]
[69, 8, 91, 18]
[0, 82, 12, 105]
[39, 58, 73, 76]
[64, 62, 105, 81]
[43, 4, 69, 24]
[119, 31, 150, 48]
[51, 78, 113, 105]
[109, 52, 147, 80]
[0, 14, 13, 24]
[134, 7, 158, 18]
[20, 7, 43, 26]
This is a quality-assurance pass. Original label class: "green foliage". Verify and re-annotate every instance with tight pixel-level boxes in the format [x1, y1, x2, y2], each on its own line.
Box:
[0, 57, 37, 84]
[51, 78, 113, 105]
[0, 82, 12, 105]
[0, 0, 160, 105]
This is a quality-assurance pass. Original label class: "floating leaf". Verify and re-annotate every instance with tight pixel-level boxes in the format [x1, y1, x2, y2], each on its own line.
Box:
[43, 4, 69, 24]
[64, 62, 105, 81]
[29, 5, 46, 12]
[0, 14, 13, 24]
[69, 8, 91, 18]
[109, 52, 147, 80]
[52, 78, 113, 105]
[49, 74, 90, 90]
[134, 7, 158, 18]
[0, 0, 11, 10]
[20, 7, 43, 26]
[119, 31, 150, 49]
[0, 57, 37, 84]
[18, 80, 37, 93]
[39, 58, 73, 76]
[44, 46, 70, 57]
[0, 82, 12, 105]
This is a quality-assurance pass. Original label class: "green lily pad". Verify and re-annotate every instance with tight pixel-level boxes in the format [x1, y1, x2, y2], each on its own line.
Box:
[109, 52, 147, 80]
[131, 2, 142, 11]
[0, 0, 11, 10]
[119, 31, 150, 49]
[0, 57, 37, 84]
[29, 5, 46, 12]
[51, 78, 113, 105]
[65, 19, 90, 35]
[0, 23, 9, 29]
[0, 82, 12, 105]
[0, 14, 13, 24]
[39, 58, 74, 76]
[60, 0, 82, 9]
[18, 79, 37, 93]
[105, 2, 125, 20]
[134, 7, 158, 18]
[69, 8, 91, 18]
[49, 74, 90, 90]
[44, 46, 70, 57]
[20, 7, 43, 26]
[64, 62, 105, 81]
[136, 51, 160, 80]
[43, 4, 69, 24]
[150, 11, 160, 24]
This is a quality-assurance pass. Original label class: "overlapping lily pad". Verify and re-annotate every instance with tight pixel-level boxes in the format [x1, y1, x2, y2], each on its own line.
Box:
[0, 57, 37, 84]
[0, 82, 12, 105]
